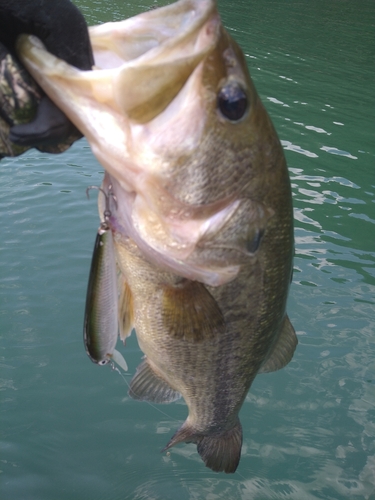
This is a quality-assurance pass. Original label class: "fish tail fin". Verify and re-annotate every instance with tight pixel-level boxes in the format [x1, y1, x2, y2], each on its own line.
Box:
[197, 420, 242, 473]
[163, 419, 242, 474]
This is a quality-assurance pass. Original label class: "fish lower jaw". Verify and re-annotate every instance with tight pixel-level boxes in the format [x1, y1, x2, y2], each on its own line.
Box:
[126, 222, 242, 286]
[115, 226, 240, 287]
[104, 177, 241, 286]
[114, 222, 240, 287]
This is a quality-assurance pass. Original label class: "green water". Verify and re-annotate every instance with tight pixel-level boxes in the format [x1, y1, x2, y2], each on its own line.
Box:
[1, 1, 374, 499]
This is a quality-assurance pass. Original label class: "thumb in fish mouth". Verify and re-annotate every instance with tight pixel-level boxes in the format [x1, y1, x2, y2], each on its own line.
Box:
[14, 0, 220, 133]
[0, 41, 81, 157]
[9, 95, 81, 147]
[1, 0, 93, 150]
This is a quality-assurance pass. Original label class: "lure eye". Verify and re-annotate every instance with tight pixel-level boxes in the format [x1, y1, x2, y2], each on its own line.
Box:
[217, 82, 248, 122]
[98, 359, 108, 366]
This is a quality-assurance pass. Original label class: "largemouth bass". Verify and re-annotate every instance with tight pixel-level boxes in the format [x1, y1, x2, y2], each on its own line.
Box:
[17, 0, 297, 473]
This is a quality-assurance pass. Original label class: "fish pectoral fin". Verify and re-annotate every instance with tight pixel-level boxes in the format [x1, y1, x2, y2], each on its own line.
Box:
[258, 315, 298, 373]
[161, 280, 225, 342]
[129, 358, 181, 403]
[118, 279, 134, 344]
[163, 419, 242, 474]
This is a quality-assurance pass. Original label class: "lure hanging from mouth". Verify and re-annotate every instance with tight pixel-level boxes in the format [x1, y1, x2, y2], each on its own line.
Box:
[83, 185, 128, 372]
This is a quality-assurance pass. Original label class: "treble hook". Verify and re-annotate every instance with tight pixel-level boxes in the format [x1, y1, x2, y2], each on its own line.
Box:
[86, 185, 117, 222]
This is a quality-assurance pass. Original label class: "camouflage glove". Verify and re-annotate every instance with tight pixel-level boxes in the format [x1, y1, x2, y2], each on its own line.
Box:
[0, 0, 94, 158]
[0, 42, 80, 157]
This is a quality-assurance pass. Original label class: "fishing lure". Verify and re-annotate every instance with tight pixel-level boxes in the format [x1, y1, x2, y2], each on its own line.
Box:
[83, 185, 128, 371]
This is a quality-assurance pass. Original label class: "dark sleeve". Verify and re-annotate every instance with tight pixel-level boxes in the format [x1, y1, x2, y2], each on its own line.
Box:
[0, 0, 94, 69]
[0, 0, 94, 152]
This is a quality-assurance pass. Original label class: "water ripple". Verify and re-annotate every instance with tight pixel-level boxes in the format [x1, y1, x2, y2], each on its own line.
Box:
[321, 146, 358, 160]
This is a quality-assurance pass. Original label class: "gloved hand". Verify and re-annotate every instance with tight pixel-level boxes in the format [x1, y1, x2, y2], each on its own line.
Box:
[0, 0, 94, 157]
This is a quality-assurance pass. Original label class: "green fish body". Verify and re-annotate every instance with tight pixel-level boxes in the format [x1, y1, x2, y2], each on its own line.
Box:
[18, 0, 297, 473]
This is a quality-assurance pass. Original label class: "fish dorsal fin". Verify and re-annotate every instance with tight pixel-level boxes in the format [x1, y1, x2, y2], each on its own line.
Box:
[129, 358, 181, 403]
[118, 278, 134, 344]
[258, 315, 298, 373]
[161, 280, 225, 342]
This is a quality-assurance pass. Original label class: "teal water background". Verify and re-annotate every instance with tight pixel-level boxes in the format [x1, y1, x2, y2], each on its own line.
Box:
[1, 1, 374, 498]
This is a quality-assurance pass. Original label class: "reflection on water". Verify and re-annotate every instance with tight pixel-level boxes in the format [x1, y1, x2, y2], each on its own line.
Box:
[1, 0, 374, 499]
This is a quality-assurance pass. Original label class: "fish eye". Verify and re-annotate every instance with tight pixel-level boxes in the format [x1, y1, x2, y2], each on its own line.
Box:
[246, 229, 264, 254]
[217, 82, 248, 122]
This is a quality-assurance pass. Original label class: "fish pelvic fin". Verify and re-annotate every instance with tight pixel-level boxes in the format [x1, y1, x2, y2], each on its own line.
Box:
[118, 278, 134, 344]
[163, 419, 243, 474]
[258, 315, 298, 373]
[161, 279, 225, 342]
[129, 358, 181, 403]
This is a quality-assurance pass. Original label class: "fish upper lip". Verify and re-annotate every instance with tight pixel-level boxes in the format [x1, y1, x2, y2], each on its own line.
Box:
[89, 0, 219, 67]
[87, 0, 221, 122]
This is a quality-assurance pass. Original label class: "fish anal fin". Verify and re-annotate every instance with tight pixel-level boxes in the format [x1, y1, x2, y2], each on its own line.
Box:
[161, 280, 225, 342]
[259, 315, 298, 373]
[163, 419, 242, 474]
[118, 278, 134, 344]
[129, 358, 181, 403]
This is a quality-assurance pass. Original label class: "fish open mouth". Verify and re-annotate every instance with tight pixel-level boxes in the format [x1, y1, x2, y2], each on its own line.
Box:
[16, 0, 219, 148]
[16, 0, 259, 286]
[89, 0, 220, 123]
[16, 0, 220, 190]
